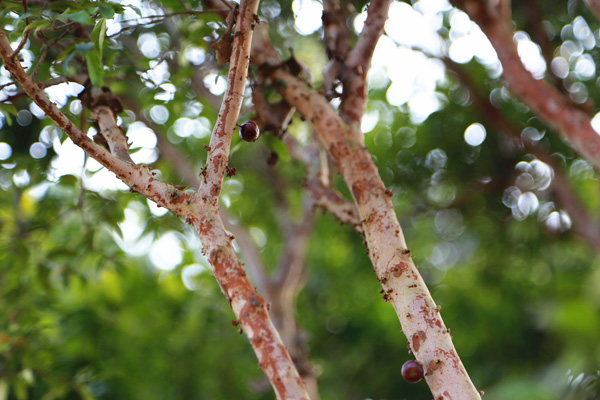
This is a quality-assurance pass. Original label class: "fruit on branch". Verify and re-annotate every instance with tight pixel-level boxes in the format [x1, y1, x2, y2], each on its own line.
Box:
[239, 120, 260, 142]
[401, 360, 424, 383]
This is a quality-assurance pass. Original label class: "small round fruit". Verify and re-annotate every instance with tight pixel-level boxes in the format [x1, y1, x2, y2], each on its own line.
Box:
[401, 360, 424, 383]
[239, 120, 260, 142]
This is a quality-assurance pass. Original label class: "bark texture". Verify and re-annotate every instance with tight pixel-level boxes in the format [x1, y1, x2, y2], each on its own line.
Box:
[250, 14, 482, 397]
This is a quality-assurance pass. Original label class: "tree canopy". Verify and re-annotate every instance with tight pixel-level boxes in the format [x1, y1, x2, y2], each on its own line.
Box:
[1, 0, 600, 399]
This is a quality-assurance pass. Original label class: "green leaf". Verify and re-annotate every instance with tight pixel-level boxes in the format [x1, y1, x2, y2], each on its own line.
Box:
[90, 19, 106, 57]
[55, 43, 76, 62]
[75, 42, 94, 55]
[47, 2, 78, 11]
[84, 19, 107, 86]
[264, 135, 290, 162]
[13, 13, 33, 27]
[58, 10, 94, 25]
[125, 5, 143, 16]
[0, 103, 17, 127]
[0, 379, 8, 400]
[86, 52, 103, 87]
[24, 19, 51, 32]
[13, 379, 26, 400]
[0, 2, 20, 12]
[99, 5, 115, 19]
[0, 104, 18, 117]
[62, 51, 77, 76]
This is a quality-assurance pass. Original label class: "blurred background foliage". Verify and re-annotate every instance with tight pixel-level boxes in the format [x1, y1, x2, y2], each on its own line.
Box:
[1, 0, 600, 399]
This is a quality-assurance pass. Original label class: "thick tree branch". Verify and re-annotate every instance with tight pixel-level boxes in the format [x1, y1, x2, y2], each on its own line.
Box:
[191, 0, 310, 395]
[275, 68, 481, 399]
[252, 28, 482, 399]
[126, 93, 320, 397]
[122, 96, 274, 296]
[451, 0, 600, 171]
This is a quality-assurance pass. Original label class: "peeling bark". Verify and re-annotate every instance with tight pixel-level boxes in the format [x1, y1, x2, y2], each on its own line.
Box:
[270, 68, 482, 400]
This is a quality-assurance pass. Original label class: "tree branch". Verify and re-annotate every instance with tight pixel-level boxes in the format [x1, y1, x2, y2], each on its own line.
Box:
[339, 0, 393, 128]
[276, 68, 481, 399]
[0, 32, 191, 217]
[585, 0, 600, 20]
[306, 176, 363, 234]
[121, 95, 274, 298]
[92, 106, 134, 163]
[321, 0, 351, 99]
[252, 27, 482, 399]
[451, 0, 600, 172]
[125, 93, 320, 397]
[196, 2, 253, 201]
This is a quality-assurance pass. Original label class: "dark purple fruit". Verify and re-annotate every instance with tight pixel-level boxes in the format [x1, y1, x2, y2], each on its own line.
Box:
[401, 360, 424, 383]
[239, 120, 260, 142]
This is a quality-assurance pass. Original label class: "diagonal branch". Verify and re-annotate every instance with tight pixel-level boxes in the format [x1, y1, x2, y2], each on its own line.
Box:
[451, 0, 600, 172]
[126, 94, 320, 397]
[122, 97, 275, 301]
[0, 32, 192, 218]
[196, 2, 255, 202]
[306, 176, 363, 234]
[275, 67, 481, 400]
[252, 27, 482, 399]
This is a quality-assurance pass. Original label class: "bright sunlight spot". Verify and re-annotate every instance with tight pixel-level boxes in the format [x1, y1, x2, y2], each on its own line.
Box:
[464, 123, 486, 146]
[150, 231, 183, 271]
[292, 0, 323, 35]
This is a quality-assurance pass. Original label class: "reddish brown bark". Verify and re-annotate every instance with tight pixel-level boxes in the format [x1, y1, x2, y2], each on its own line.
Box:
[250, 19, 482, 396]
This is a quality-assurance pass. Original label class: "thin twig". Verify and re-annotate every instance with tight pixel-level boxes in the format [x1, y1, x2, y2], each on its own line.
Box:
[11, 30, 31, 59]
[107, 9, 230, 38]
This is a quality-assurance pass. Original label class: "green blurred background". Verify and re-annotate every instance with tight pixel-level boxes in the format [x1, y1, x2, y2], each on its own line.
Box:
[1, 0, 600, 399]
